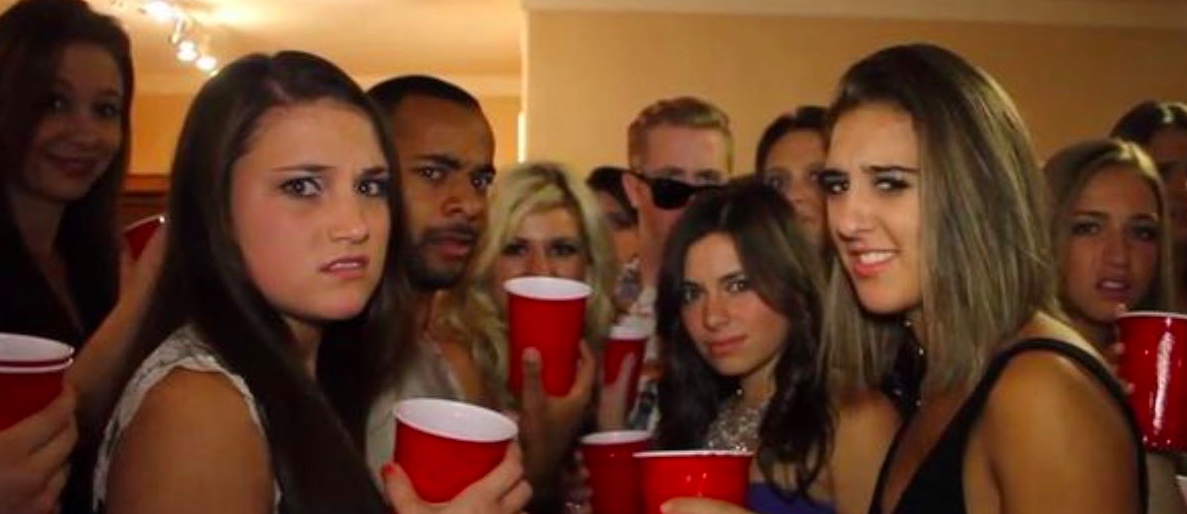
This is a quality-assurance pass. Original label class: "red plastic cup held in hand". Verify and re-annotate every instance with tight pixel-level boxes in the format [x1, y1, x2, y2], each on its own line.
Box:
[505, 276, 590, 396]
[581, 430, 651, 514]
[1118, 311, 1187, 451]
[393, 398, 518, 502]
[635, 450, 752, 514]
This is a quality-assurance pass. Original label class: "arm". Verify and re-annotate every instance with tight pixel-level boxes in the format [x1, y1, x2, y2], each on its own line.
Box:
[104, 369, 273, 514]
[69, 226, 166, 434]
[984, 351, 1142, 514]
[518, 341, 596, 489]
[595, 354, 636, 431]
[0, 388, 77, 514]
[828, 390, 899, 514]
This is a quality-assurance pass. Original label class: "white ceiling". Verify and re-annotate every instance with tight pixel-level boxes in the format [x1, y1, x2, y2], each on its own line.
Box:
[1, 0, 1183, 95]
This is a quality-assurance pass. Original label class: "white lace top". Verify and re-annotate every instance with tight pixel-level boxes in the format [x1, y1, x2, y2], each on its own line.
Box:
[92, 326, 280, 512]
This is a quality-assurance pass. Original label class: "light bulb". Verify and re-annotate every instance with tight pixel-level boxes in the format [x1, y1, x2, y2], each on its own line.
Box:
[142, 1, 175, 23]
[196, 55, 217, 72]
[176, 46, 198, 62]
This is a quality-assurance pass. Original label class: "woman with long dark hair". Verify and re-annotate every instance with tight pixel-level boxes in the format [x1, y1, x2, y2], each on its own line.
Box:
[0, 1, 134, 510]
[0, 0, 132, 347]
[92, 51, 528, 514]
[656, 183, 896, 514]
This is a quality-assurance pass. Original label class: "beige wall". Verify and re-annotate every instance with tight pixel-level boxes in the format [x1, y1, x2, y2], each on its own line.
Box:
[129, 93, 190, 175]
[524, 10, 1187, 174]
[128, 91, 522, 176]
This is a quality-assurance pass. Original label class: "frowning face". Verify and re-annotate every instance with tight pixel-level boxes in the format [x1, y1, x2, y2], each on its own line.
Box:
[230, 100, 391, 338]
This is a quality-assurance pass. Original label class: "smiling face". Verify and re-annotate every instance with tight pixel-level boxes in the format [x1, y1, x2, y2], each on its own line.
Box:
[680, 232, 788, 384]
[17, 43, 124, 205]
[490, 206, 588, 310]
[1061, 165, 1161, 325]
[230, 100, 391, 339]
[822, 103, 922, 317]
[762, 129, 827, 248]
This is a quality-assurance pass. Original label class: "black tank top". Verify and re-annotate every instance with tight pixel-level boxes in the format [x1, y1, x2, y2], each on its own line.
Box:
[868, 339, 1148, 514]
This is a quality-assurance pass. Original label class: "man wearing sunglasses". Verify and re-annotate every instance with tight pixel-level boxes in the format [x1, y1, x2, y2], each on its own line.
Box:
[608, 96, 733, 431]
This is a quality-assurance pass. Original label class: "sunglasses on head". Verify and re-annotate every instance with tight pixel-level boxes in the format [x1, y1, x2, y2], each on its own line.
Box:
[631, 171, 721, 210]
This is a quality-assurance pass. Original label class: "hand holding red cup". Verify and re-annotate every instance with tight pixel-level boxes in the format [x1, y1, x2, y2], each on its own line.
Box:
[393, 398, 519, 503]
[602, 323, 649, 409]
[0, 334, 74, 430]
[124, 214, 165, 261]
[580, 430, 651, 514]
[505, 277, 591, 397]
[1117, 311, 1187, 452]
[635, 450, 752, 514]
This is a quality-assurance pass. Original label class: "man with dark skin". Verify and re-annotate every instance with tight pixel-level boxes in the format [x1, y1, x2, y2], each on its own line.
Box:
[367, 77, 592, 510]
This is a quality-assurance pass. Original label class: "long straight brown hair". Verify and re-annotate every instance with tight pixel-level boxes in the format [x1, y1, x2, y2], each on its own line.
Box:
[128, 51, 417, 514]
[820, 43, 1056, 393]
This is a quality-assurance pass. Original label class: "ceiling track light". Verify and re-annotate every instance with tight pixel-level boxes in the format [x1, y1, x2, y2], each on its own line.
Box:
[110, 0, 220, 75]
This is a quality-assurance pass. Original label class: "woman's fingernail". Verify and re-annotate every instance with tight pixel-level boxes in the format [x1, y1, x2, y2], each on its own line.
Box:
[381, 462, 396, 479]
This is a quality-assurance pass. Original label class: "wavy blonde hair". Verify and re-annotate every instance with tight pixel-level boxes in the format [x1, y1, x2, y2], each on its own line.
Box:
[439, 162, 618, 401]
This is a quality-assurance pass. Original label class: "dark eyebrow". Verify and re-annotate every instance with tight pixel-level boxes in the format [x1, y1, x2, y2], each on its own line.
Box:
[360, 166, 389, 176]
[272, 164, 330, 173]
[471, 164, 496, 176]
[863, 165, 919, 174]
[414, 154, 463, 171]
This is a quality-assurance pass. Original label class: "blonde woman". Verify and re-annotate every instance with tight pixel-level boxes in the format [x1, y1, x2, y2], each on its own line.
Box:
[1044, 138, 1185, 514]
[434, 161, 618, 506]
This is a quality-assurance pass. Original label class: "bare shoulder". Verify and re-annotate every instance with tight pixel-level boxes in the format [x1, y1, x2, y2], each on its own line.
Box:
[986, 338, 1123, 428]
[979, 337, 1141, 513]
[106, 369, 274, 514]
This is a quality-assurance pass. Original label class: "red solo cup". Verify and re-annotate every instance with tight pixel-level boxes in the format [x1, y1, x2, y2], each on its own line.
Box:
[0, 359, 71, 430]
[0, 333, 74, 368]
[581, 430, 651, 514]
[505, 276, 591, 396]
[602, 323, 649, 409]
[1118, 311, 1187, 451]
[393, 398, 518, 503]
[635, 450, 752, 514]
[124, 214, 165, 261]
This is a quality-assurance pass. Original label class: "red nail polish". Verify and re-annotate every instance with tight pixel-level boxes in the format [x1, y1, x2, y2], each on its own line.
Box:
[381, 463, 396, 479]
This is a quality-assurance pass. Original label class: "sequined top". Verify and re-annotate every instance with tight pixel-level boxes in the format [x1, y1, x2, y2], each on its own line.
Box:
[704, 396, 769, 452]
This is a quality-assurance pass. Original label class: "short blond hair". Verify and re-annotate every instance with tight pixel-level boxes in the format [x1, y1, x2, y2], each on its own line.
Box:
[627, 96, 733, 171]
